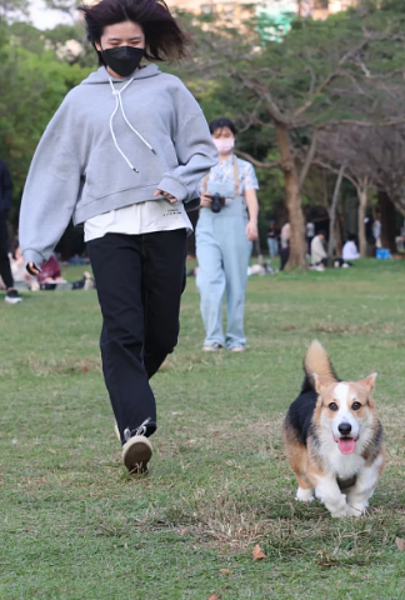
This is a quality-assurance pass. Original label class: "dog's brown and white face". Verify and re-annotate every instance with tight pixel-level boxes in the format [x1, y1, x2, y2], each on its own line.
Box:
[313, 373, 377, 455]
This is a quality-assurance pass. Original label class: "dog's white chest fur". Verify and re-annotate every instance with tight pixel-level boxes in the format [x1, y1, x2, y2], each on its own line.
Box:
[319, 433, 364, 478]
[328, 444, 365, 479]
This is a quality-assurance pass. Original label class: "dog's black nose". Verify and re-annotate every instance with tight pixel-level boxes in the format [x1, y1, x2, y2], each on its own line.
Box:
[338, 422, 352, 435]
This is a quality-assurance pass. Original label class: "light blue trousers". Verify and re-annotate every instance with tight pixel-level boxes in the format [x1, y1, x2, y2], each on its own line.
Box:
[196, 199, 252, 349]
[267, 237, 279, 257]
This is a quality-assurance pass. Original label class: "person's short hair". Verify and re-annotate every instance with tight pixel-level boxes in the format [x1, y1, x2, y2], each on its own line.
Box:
[79, 0, 190, 65]
[347, 233, 357, 242]
[317, 230, 327, 238]
[209, 117, 237, 136]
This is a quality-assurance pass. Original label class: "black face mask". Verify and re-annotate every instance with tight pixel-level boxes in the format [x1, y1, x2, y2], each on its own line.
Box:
[102, 46, 144, 77]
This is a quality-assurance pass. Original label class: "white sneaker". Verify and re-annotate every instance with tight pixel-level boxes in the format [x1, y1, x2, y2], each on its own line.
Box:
[121, 420, 153, 474]
[202, 343, 223, 352]
[5, 289, 23, 304]
[230, 346, 245, 353]
[122, 435, 153, 474]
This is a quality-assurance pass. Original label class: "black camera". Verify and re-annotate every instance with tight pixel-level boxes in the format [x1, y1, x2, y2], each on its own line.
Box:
[211, 193, 224, 213]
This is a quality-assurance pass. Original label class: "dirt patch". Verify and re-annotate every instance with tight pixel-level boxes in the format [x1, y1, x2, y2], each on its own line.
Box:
[24, 353, 102, 377]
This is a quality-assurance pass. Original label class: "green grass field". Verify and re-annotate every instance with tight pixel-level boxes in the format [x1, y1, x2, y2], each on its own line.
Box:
[1, 259, 405, 600]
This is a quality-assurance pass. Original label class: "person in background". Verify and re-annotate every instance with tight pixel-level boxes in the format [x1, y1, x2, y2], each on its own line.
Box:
[306, 220, 315, 253]
[280, 221, 290, 250]
[310, 230, 327, 270]
[196, 117, 259, 353]
[279, 241, 290, 271]
[9, 243, 39, 290]
[0, 158, 22, 304]
[267, 220, 278, 258]
[19, 0, 217, 474]
[372, 214, 382, 249]
[9, 244, 93, 290]
[342, 233, 360, 260]
[37, 254, 67, 286]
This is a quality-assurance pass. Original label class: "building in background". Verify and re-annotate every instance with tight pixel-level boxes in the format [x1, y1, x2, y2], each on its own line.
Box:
[169, 0, 359, 30]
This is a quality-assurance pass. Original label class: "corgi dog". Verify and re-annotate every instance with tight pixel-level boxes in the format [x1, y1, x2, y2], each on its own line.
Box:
[283, 340, 385, 518]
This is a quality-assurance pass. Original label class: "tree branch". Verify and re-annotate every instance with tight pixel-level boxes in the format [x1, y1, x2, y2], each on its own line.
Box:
[293, 38, 371, 120]
[234, 149, 280, 169]
[237, 75, 290, 125]
[312, 159, 358, 188]
[298, 128, 318, 191]
[305, 65, 316, 95]
[293, 69, 341, 120]
[318, 117, 405, 129]
[235, 99, 263, 133]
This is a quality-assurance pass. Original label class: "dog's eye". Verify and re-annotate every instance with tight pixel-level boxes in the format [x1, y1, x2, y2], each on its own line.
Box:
[328, 402, 338, 411]
[352, 402, 362, 411]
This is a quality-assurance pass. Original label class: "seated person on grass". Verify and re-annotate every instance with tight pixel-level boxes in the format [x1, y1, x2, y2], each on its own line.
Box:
[342, 234, 360, 261]
[310, 230, 327, 269]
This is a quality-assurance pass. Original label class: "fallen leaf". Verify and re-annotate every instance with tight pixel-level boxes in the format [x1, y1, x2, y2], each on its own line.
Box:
[81, 362, 89, 372]
[208, 595, 219, 600]
[252, 544, 266, 560]
[179, 528, 187, 536]
[219, 569, 231, 575]
[395, 537, 405, 551]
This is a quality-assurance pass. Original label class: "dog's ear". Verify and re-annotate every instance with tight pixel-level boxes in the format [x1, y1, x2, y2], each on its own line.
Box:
[359, 372, 378, 393]
[314, 373, 331, 394]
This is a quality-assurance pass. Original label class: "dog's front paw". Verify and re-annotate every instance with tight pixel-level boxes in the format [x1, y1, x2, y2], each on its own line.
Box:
[330, 508, 349, 518]
[346, 504, 366, 517]
[296, 487, 314, 502]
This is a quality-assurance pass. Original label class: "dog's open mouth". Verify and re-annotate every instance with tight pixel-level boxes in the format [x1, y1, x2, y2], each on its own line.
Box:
[334, 436, 359, 454]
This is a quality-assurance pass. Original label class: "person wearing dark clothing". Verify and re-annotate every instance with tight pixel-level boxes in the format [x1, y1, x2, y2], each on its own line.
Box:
[279, 244, 290, 271]
[266, 220, 279, 258]
[0, 159, 22, 304]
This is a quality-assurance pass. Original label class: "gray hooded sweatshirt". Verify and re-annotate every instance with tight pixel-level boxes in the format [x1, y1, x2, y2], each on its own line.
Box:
[19, 64, 218, 267]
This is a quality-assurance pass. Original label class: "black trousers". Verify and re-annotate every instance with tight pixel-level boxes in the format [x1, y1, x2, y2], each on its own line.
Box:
[87, 230, 187, 444]
[0, 211, 13, 289]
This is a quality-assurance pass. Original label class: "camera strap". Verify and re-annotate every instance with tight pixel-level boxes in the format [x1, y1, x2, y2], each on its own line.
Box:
[202, 155, 240, 197]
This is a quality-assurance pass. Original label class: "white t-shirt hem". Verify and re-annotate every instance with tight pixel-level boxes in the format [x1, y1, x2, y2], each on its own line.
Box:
[84, 199, 193, 242]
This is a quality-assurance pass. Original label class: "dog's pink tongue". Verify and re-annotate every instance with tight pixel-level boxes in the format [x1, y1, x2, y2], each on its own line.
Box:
[338, 438, 356, 454]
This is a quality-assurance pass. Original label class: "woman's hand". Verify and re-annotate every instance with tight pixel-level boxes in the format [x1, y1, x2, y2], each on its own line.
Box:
[246, 220, 258, 242]
[27, 262, 40, 276]
[200, 192, 212, 207]
[154, 189, 179, 204]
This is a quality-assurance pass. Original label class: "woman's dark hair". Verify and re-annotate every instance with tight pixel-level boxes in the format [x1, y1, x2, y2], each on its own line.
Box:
[79, 0, 190, 64]
[209, 117, 237, 136]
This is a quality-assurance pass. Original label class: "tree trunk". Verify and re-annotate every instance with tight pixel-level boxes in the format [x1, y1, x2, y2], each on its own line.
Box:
[274, 121, 307, 269]
[378, 190, 397, 254]
[327, 164, 345, 266]
[334, 218, 343, 257]
[357, 181, 368, 258]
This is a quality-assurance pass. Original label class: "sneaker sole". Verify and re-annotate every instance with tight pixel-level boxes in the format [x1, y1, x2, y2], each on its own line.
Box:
[5, 297, 23, 304]
[122, 436, 153, 474]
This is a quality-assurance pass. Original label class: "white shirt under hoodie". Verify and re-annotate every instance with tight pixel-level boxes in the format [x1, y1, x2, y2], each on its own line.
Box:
[84, 195, 192, 241]
[19, 64, 218, 266]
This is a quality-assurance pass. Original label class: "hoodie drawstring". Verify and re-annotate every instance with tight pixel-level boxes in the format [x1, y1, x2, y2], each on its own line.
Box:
[108, 77, 156, 173]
